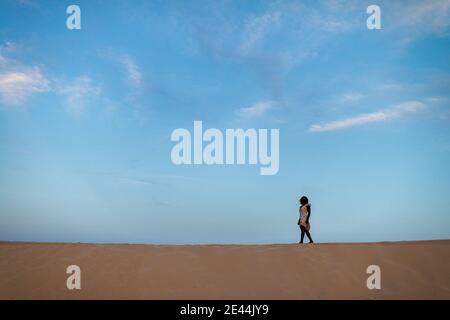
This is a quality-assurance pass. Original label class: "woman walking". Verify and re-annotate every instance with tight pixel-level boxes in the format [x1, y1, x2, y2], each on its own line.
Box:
[298, 196, 314, 244]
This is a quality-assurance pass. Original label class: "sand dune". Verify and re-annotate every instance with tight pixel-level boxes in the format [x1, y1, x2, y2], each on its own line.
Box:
[0, 240, 449, 299]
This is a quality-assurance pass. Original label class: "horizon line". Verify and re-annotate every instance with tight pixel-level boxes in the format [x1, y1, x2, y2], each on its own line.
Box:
[1, 239, 449, 247]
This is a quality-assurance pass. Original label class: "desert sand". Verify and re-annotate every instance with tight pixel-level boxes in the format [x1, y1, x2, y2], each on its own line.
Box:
[0, 240, 449, 299]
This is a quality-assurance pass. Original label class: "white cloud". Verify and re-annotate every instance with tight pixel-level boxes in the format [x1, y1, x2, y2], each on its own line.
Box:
[100, 50, 143, 90]
[309, 101, 425, 132]
[116, 54, 142, 89]
[235, 100, 278, 119]
[58, 76, 101, 115]
[0, 69, 49, 106]
[119, 177, 156, 186]
[393, 0, 450, 34]
[425, 96, 449, 104]
[0, 43, 50, 107]
[0, 42, 111, 115]
[338, 93, 367, 104]
[238, 12, 281, 54]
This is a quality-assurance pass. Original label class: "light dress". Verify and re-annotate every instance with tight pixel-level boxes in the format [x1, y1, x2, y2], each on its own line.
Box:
[299, 204, 310, 228]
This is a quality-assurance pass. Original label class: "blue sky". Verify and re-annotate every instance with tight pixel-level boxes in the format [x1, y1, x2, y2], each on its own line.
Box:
[0, 0, 449, 244]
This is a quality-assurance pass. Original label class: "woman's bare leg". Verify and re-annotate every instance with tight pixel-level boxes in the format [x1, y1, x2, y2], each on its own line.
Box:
[305, 230, 313, 243]
[300, 226, 305, 243]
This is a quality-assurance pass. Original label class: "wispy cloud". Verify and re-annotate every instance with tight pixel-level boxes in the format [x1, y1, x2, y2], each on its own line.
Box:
[119, 177, 156, 186]
[58, 76, 101, 115]
[390, 0, 450, 35]
[0, 68, 49, 106]
[238, 12, 281, 55]
[116, 54, 143, 89]
[308, 101, 426, 132]
[0, 42, 50, 107]
[338, 93, 367, 104]
[100, 50, 143, 90]
[425, 96, 449, 104]
[235, 100, 278, 119]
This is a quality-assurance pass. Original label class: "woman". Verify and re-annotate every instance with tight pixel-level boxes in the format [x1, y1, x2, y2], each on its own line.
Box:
[298, 196, 314, 244]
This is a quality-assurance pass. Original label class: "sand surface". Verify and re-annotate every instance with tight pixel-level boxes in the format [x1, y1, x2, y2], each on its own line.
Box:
[0, 240, 449, 299]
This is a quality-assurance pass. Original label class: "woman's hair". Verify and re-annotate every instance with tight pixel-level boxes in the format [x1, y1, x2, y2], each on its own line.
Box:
[300, 196, 309, 205]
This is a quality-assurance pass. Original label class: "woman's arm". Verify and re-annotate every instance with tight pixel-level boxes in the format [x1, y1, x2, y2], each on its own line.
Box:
[306, 204, 311, 223]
